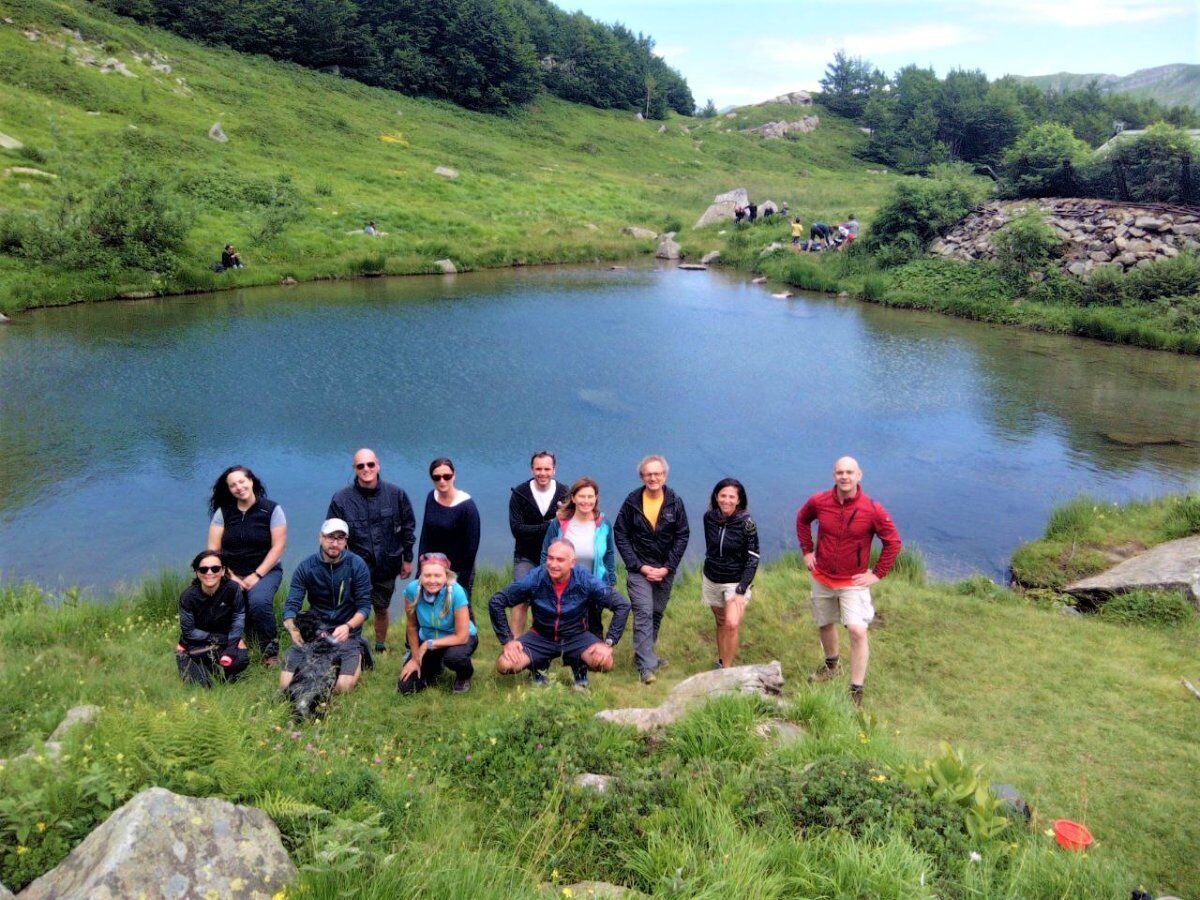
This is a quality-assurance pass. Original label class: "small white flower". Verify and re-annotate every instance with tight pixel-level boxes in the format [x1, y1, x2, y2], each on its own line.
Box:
[969, 851, 982, 863]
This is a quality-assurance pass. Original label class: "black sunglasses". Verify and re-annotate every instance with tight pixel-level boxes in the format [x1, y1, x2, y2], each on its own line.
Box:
[431, 472, 454, 481]
[195, 565, 224, 574]
[355, 461, 378, 470]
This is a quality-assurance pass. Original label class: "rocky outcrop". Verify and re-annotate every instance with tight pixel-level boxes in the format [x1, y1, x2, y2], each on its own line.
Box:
[655, 233, 681, 260]
[1064, 535, 1200, 608]
[207, 122, 228, 142]
[434, 258, 457, 274]
[3, 167, 56, 179]
[596, 661, 784, 732]
[743, 116, 819, 139]
[694, 188, 749, 229]
[434, 166, 459, 179]
[930, 198, 1200, 276]
[19, 787, 296, 900]
[620, 226, 658, 239]
[768, 91, 813, 106]
[0, 131, 22, 150]
[701, 250, 721, 264]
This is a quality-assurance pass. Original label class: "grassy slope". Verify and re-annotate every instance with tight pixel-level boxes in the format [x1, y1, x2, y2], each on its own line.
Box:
[2, 559, 1197, 896]
[0, 0, 898, 311]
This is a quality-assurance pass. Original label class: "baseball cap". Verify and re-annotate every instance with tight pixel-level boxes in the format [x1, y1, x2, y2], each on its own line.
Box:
[320, 518, 350, 536]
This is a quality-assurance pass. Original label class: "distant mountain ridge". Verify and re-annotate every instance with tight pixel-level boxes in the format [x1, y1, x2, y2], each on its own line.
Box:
[1014, 64, 1200, 110]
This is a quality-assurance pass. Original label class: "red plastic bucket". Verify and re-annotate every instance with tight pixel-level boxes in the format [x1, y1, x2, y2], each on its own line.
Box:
[1053, 819, 1093, 851]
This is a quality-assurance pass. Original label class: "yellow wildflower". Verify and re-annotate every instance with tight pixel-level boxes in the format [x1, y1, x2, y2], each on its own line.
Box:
[36, 822, 47, 832]
[16, 845, 28, 855]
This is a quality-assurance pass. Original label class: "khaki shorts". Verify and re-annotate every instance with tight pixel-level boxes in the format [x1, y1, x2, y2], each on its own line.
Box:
[701, 575, 751, 608]
[811, 581, 874, 628]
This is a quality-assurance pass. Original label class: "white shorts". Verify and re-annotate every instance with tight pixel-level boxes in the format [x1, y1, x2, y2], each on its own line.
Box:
[811, 580, 874, 628]
[701, 575, 751, 608]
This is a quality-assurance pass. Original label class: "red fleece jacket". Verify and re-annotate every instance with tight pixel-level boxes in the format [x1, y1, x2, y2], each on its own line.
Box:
[796, 486, 902, 586]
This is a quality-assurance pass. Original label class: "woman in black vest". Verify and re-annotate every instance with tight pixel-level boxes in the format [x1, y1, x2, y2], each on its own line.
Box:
[177, 550, 250, 686]
[207, 465, 288, 665]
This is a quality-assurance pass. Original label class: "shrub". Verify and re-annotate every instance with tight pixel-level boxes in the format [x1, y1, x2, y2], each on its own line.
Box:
[1098, 589, 1195, 627]
[1043, 497, 1097, 541]
[991, 210, 1065, 290]
[1121, 251, 1200, 304]
[1080, 264, 1127, 307]
[1106, 123, 1200, 204]
[864, 177, 983, 256]
[999, 123, 1091, 198]
[1161, 494, 1200, 539]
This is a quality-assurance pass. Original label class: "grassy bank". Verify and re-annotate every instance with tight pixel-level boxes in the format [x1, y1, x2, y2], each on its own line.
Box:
[0, 0, 897, 313]
[3, 555, 1198, 896]
[1011, 493, 1200, 590]
[707, 219, 1200, 355]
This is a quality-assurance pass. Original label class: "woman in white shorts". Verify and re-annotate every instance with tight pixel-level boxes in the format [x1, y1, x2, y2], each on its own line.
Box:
[701, 478, 760, 669]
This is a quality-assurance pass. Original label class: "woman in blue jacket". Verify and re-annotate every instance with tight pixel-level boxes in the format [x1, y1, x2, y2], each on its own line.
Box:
[398, 553, 478, 695]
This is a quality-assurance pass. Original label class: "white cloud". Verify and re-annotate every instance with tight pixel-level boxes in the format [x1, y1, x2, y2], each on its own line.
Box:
[995, 0, 1192, 26]
[755, 23, 979, 67]
[652, 45, 689, 60]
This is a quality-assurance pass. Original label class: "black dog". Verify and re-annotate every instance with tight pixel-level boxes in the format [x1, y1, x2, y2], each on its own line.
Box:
[284, 612, 341, 720]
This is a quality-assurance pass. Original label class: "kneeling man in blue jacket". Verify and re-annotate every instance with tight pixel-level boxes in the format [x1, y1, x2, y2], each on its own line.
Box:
[280, 518, 373, 696]
[489, 538, 630, 688]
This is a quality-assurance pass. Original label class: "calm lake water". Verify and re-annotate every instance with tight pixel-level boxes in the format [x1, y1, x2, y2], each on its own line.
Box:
[2, 262, 1198, 593]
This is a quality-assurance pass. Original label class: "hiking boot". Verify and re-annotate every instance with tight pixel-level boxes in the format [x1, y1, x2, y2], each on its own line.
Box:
[573, 671, 590, 692]
[712, 659, 725, 669]
[655, 657, 670, 671]
[850, 685, 864, 708]
[808, 660, 843, 683]
[374, 641, 388, 653]
[452, 677, 472, 695]
[530, 668, 549, 686]
[640, 669, 657, 685]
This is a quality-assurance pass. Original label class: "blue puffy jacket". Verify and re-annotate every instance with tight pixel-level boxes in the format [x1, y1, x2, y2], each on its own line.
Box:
[488, 565, 629, 645]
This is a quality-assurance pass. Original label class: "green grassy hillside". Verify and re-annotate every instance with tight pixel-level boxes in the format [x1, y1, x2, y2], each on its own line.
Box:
[1015, 64, 1200, 110]
[0, 0, 897, 312]
[2, 559, 1197, 896]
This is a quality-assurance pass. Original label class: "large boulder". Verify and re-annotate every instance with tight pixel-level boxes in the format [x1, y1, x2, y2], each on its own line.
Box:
[1064, 535, 1200, 608]
[207, 122, 227, 142]
[1, 881, 12, 899]
[770, 90, 813, 106]
[20, 787, 296, 900]
[620, 226, 658, 240]
[694, 188, 749, 229]
[596, 661, 784, 731]
[434, 258, 457, 274]
[0, 131, 23, 150]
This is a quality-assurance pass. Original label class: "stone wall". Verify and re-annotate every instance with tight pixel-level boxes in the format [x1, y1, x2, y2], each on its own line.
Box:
[929, 198, 1200, 276]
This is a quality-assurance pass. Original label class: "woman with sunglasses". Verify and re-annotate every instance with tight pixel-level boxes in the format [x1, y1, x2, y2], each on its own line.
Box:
[702, 478, 759, 669]
[418, 457, 481, 601]
[176, 550, 250, 686]
[398, 553, 478, 694]
[207, 465, 287, 665]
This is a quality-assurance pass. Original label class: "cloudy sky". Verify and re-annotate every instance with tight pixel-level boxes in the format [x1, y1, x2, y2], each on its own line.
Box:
[565, 0, 1198, 108]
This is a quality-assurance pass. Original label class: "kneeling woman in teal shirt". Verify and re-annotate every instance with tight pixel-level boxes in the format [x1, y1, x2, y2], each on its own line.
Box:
[399, 553, 478, 695]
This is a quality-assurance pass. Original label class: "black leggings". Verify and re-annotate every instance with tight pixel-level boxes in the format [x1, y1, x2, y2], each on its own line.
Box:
[177, 647, 249, 687]
[398, 635, 478, 693]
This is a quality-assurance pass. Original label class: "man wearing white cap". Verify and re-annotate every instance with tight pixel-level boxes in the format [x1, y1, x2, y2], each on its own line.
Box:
[279, 518, 374, 694]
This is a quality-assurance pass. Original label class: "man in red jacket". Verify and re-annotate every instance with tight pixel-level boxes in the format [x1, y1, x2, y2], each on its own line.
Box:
[796, 456, 902, 706]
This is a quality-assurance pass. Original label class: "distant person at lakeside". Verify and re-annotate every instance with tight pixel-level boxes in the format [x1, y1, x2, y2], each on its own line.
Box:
[398, 553, 478, 695]
[614, 454, 690, 684]
[734, 205, 748, 224]
[747, 202, 758, 222]
[327, 448, 416, 653]
[796, 456, 902, 707]
[176, 550, 250, 687]
[207, 465, 287, 666]
[509, 450, 567, 635]
[843, 214, 859, 241]
[280, 518, 373, 696]
[791, 217, 805, 248]
[702, 478, 759, 670]
[418, 457, 481, 602]
[363, 221, 377, 236]
[809, 222, 834, 249]
[489, 538, 630, 689]
[540, 476, 618, 688]
[215, 244, 244, 271]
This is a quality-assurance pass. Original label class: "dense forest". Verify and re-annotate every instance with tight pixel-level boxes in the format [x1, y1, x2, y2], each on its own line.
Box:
[818, 50, 1199, 173]
[96, 0, 694, 115]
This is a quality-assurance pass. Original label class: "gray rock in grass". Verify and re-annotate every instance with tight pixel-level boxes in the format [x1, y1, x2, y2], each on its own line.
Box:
[20, 787, 296, 900]
[434, 165, 459, 179]
[573, 773, 613, 794]
[1064, 535, 1200, 608]
[435, 258, 457, 274]
[620, 226, 658, 239]
[208, 122, 228, 142]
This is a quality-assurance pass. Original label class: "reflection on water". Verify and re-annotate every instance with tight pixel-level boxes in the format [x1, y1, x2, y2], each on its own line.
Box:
[1, 262, 1197, 593]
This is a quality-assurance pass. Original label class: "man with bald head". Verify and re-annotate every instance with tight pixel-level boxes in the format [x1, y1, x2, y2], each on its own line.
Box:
[796, 456, 902, 706]
[327, 448, 416, 652]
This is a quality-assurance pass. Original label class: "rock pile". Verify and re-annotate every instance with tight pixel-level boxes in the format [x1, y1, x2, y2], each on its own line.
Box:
[930, 198, 1200, 276]
[743, 116, 819, 139]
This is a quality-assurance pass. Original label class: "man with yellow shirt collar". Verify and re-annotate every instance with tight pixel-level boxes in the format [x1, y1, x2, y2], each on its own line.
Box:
[614, 454, 691, 684]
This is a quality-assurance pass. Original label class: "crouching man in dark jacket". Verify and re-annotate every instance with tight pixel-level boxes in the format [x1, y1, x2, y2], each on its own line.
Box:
[177, 549, 250, 687]
[489, 538, 630, 689]
[279, 518, 373, 695]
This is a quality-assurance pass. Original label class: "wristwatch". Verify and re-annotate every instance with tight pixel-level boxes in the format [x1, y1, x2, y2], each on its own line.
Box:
[424, 639, 435, 652]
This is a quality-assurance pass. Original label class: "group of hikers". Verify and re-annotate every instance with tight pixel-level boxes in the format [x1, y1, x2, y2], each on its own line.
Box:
[792, 214, 859, 252]
[179, 449, 901, 709]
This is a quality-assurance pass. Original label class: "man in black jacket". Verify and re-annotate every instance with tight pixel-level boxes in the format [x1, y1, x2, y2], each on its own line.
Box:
[614, 454, 690, 684]
[327, 448, 416, 653]
[508, 450, 567, 634]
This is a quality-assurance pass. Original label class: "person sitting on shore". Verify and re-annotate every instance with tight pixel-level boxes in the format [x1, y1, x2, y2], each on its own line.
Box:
[489, 539, 630, 689]
[364, 221, 378, 236]
[398, 553, 478, 695]
[280, 518, 373, 696]
[219, 244, 244, 271]
[176, 550, 250, 687]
